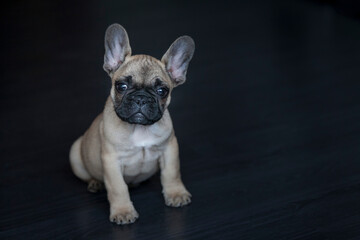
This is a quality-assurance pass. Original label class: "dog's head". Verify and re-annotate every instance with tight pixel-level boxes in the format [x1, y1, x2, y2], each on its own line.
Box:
[103, 24, 195, 125]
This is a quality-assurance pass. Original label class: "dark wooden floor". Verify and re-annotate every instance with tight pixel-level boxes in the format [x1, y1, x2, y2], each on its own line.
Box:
[2, 0, 360, 239]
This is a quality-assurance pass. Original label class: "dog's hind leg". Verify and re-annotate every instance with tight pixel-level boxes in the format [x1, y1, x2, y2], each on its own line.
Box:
[70, 136, 92, 182]
[87, 179, 104, 193]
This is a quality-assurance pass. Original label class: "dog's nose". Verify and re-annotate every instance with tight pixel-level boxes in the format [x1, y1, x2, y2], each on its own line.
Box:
[131, 94, 153, 106]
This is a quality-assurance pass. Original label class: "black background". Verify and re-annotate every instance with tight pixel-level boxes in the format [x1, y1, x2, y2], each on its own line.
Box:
[2, 0, 360, 239]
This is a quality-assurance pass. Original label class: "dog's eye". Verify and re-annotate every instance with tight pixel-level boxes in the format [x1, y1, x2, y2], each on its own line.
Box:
[116, 82, 128, 92]
[156, 87, 168, 97]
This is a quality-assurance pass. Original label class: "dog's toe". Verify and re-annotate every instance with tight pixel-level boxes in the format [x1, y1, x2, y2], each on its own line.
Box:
[164, 189, 192, 207]
[110, 206, 139, 225]
[87, 179, 104, 193]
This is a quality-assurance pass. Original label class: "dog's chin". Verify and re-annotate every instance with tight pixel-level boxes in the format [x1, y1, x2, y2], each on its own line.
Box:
[128, 113, 153, 125]
[118, 112, 160, 125]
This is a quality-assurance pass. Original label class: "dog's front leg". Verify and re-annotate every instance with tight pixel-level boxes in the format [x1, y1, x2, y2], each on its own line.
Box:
[102, 146, 138, 224]
[160, 134, 191, 207]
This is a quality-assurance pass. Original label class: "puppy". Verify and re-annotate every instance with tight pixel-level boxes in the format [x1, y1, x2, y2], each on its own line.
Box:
[69, 23, 195, 225]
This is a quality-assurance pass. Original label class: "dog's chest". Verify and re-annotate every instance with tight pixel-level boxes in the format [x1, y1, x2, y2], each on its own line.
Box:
[118, 126, 168, 184]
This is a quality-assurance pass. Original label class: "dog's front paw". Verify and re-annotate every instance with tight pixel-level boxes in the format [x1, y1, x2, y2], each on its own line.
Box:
[163, 188, 192, 207]
[110, 205, 139, 225]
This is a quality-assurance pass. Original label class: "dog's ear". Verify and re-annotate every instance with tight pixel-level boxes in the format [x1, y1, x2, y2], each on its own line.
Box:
[103, 24, 132, 76]
[161, 36, 195, 86]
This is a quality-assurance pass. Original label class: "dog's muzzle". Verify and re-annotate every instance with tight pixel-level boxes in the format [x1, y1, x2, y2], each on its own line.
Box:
[115, 90, 163, 125]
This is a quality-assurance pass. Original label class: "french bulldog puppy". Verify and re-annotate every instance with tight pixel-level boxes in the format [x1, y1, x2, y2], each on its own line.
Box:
[69, 23, 195, 225]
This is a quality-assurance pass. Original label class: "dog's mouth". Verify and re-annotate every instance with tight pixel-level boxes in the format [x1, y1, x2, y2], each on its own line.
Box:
[121, 112, 156, 125]
[130, 112, 147, 123]
[113, 92, 164, 125]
